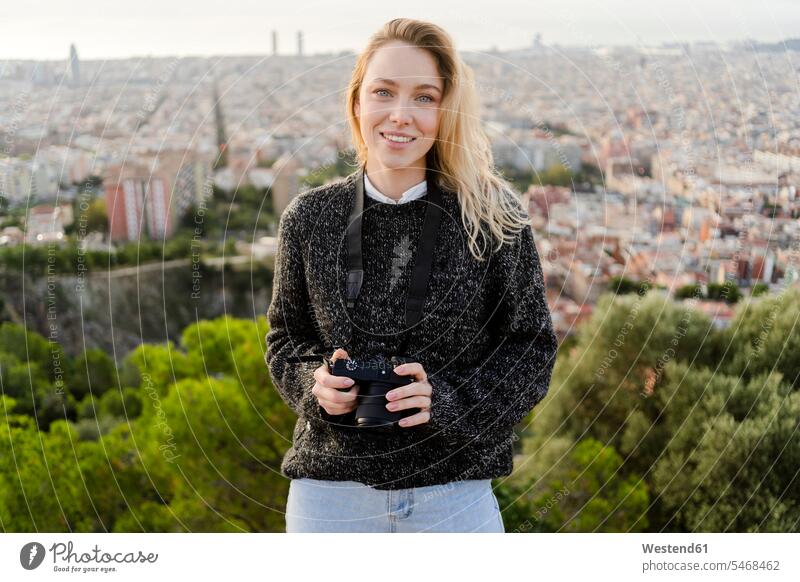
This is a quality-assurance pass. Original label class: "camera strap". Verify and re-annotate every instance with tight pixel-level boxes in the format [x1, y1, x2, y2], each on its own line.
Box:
[345, 165, 443, 348]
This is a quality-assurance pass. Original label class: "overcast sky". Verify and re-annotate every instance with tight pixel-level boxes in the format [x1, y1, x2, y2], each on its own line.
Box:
[2, 0, 799, 60]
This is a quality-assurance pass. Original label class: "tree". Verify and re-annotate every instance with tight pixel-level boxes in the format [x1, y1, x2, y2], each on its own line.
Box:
[610, 276, 651, 296]
[70, 348, 117, 400]
[536, 164, 574, 187]
[136, 375, 288, 531]
[707, 281, 741, 304]
[529, 292, 718, 452]
[721, 288, 800, 388]
[501, 438, 649, 532]
[85, 198, 108, 234]
[0, 398, 171, 532]
[124, 315, 293, 531]
[674, 283, 702, 300]
[644, 363, 800, 531]
[1, 315, 297, 532]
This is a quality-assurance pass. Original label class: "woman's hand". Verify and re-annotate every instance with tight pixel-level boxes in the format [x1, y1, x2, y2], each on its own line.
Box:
[387, 362, 432, 427]
[312, 348, 359, 416]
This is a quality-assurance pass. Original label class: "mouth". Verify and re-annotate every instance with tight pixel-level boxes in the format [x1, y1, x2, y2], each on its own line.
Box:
[380, 131, 418, 145]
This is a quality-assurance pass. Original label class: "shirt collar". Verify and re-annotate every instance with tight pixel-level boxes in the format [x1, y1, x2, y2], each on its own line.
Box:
[363, 171, 427, 205]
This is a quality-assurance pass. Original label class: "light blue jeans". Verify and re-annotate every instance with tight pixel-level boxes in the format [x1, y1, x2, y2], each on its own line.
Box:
[286, 477, 505, 533]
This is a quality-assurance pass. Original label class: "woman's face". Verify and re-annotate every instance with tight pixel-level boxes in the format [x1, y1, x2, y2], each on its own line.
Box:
[354, 40, 444, 172]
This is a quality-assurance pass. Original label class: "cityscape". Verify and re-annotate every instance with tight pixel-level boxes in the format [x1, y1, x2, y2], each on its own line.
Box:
[2, 34, 798, 341]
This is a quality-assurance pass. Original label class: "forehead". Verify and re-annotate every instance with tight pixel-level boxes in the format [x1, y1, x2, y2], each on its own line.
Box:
[363, 42, 443, 90]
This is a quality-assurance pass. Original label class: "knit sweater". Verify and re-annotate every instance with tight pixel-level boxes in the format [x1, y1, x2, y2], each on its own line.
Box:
[264, 169, 558, 490]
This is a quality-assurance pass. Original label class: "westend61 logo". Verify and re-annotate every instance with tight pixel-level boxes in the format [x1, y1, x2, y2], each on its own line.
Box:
[19, 541, 158, 573]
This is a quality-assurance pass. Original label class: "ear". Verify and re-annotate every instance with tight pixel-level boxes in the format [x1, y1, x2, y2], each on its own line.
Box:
[354, 99, 360, 117]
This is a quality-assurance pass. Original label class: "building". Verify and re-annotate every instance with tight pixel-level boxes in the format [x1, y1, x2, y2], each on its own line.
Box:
[104, 164, 173, 241]
[25, 204, 69, 244]
[491, 136, 581, 173]
[154, 149, 212, 216]
[0, 157, 60, 205]
[270, 154, 301, 216]
[69, 43, 81, 88]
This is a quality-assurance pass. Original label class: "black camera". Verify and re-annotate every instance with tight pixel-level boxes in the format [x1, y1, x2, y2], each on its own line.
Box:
[329, 355, 419, 430]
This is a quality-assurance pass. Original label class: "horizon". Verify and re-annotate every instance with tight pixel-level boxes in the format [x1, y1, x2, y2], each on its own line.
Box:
[3, 36, 799, 64]
[1, 0, 799, 61]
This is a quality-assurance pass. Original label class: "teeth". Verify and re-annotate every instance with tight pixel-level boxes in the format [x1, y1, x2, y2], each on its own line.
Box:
[383, 133, 414, 143]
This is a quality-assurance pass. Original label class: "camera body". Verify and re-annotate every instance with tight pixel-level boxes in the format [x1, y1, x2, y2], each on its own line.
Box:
[329, 355, 418, 430]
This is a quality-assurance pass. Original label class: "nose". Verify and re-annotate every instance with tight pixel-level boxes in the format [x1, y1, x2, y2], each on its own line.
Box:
[388, 100, 413, 126]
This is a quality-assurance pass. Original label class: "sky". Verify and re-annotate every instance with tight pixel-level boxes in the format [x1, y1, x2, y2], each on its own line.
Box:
[2, 0, 799, 60]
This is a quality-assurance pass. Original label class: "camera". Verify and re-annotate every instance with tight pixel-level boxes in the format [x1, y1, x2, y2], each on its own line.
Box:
[329, 355, 419, 430]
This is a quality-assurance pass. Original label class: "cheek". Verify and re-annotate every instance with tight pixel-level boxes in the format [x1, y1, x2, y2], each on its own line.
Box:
[360, 106, 382, 133]
[420, 110, 440, 138]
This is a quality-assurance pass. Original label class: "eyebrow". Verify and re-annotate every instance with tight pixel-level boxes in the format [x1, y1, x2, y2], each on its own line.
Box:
[369, 77, 443, 94]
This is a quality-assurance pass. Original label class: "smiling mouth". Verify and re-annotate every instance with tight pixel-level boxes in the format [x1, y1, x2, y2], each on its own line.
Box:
[380, 132, 417, 143]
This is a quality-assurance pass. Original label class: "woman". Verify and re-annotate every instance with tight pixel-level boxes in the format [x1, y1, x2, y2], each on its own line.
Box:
[265, 18, 558, 533]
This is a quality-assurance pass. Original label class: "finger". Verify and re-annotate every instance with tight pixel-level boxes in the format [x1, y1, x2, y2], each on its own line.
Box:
[393, 362, 427, 382]
[320, 400, 356, 415]
[313, 383, 359, 404]
[314, 365, 356, 389]
[385, 395, 431, 412]
[330, 348, 350, 363]
[397, 409, 431, 428]
[386, 381, 432, 401]
[325, 384, 359, 403]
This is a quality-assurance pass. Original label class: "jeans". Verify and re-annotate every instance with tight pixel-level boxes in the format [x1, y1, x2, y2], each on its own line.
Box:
[285, 477, 505, 533]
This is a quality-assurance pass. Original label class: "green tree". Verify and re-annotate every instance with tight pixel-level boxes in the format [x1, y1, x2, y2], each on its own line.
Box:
[707, 281, 741, 303]
[536, 164, 573, 187]
[674, 283, 702, 300]
[0, 397, 172, 532]
[85, 198, 108, 234]
[123, 315, 293, 531]
[643, 363, 800, 531]
[721, 288, 800, 388]
[501, 438, 649, 532]
[136, 375, 288, 531]
[530, 293, 718, 452]
[70, 348, 117, 401]
[610, 276, 651, 296]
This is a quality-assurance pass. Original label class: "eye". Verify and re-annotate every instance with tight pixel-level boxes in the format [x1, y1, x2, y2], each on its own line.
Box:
[417, 95, 435, 103]
[374, 89, 391, 97]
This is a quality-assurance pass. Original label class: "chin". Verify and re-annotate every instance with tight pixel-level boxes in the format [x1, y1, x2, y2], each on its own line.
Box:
[376, 149, 430, 170]
[379, 155, 413, 168]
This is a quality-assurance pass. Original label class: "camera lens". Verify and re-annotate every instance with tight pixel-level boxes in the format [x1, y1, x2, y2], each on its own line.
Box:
[355, 381, 400, 429]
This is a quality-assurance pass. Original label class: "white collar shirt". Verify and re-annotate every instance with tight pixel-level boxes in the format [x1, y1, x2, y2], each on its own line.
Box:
[364, 172, 427, 205]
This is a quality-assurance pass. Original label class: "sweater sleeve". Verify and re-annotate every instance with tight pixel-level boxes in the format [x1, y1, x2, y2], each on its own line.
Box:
[265, 199, 341, 425]
[423, 225, 558, 442]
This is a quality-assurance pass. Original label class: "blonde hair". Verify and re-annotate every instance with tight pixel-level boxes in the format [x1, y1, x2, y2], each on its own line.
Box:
[345, 18, 529, 261]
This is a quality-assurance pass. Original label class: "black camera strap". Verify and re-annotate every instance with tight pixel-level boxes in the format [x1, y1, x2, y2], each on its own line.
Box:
[285, 166, 443, 364]
[345, 166, 443, 351]
[347, 167, 442, 327]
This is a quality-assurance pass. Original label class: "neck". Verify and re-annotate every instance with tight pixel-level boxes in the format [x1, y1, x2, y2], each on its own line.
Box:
[364, 158, 426, 201]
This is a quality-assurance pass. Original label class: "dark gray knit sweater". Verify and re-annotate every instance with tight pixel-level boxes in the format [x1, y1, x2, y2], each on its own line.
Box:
[265, 169, 557, 490]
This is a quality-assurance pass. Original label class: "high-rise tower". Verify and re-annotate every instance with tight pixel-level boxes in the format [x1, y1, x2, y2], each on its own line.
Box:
[69, 43, 80, 87]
